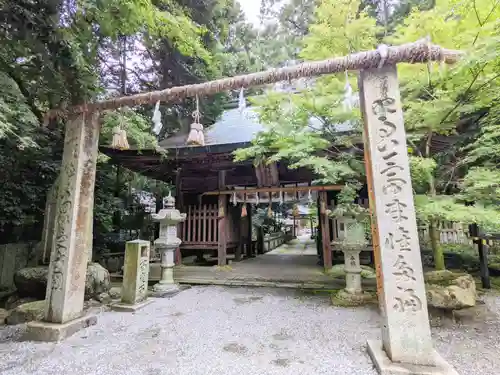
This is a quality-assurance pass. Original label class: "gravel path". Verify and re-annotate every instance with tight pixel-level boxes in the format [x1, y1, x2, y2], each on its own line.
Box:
[0, 286, 499, 375]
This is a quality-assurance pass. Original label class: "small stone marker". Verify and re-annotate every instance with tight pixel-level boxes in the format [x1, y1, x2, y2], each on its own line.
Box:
[112, 240, 152, 312]
[359, 65, 458, 375]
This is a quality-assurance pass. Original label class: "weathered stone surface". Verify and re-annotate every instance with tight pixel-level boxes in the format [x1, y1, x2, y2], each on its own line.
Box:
[5, 295, 38, 310]
[5, 300, 45, 325]
[14, 263, 110, 301]
[25, 314, 97, 342]
[331, 289, 377, 307]
[0, 243, 35, 290]
[14, 267, 49, 299]
[85, 263, 111, 300]
[426, 272, 476, 310]
[108, 287, 121, 299]
[0, 308, 8, 325]
[360, 66, 442, 369]
[0, 288, 16, 305]
[44, 113, 100, 325]
[327, 264, 376, 279]
[96, 292, 111, 304]
[121, 240, 150, 306]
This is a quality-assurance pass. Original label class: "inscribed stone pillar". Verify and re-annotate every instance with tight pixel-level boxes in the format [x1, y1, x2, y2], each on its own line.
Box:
[33, 112, 100, 334]
[46, 111, 100, 323]
[112, 240, 152, 311]
[359, 66, 457, 374]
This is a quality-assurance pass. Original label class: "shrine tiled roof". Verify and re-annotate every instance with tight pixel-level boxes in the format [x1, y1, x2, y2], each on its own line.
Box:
[158, 106, 355, 150]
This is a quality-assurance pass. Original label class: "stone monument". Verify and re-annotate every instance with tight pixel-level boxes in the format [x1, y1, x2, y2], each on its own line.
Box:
[359, 65, 458, 374]
[25, 112, 100, 342]
[151, 193, 186, 297]
[112, 240, 152, 312]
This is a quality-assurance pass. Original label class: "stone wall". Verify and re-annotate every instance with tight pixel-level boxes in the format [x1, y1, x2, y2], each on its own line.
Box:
[0, 243, 38, 290]
[263, 232, 286, 252]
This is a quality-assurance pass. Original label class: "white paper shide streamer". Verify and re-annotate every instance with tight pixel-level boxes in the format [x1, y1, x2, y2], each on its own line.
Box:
[238, 88, 246, 113]
[152, 100, 162, 135]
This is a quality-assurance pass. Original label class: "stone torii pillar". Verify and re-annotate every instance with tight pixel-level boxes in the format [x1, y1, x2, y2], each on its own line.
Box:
[26, 112, 100, 342]
[359, 66, 458, 375]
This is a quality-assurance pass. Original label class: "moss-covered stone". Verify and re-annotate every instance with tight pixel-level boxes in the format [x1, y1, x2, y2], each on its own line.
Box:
[326, 264, 376, 279]
[330, 289, 377, 307]
[5, 300, 45, 325]
[425, 272, 476, 310]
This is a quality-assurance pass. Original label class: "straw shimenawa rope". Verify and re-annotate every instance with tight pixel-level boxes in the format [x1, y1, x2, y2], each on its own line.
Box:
[44, 39, 463, 121]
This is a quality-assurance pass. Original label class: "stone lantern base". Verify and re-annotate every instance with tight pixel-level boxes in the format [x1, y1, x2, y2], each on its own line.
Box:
[152, 281, 180, 297]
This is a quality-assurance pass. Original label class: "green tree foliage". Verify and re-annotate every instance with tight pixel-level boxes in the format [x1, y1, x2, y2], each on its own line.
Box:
[0, 0, 253, 244]
[236, 0, 500, 270]
[235, 0, 379, 217]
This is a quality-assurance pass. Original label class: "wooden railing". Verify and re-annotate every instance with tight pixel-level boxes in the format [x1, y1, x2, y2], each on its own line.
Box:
[418, 221, 472, 245]
[181, 204, 219, 247]
[263, 232, 286, 252]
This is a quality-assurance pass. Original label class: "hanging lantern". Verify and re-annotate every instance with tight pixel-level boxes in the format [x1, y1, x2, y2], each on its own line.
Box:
[111, 110, 130, 150]
[186, 95, 205, 146]
[241, 202, 247, 218]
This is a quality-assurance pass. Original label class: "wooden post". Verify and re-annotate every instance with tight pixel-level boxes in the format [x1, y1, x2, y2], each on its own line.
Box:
[477, 240, 491, 289]
[246, 205, 253, 257]
[236, 205, 244, 261]
[174, 169, 183, 265]
[470, 223, 490, 289]
[359, 66, 456, 374]
[319, 191, 332, 270]
[217, 170, 227, 266]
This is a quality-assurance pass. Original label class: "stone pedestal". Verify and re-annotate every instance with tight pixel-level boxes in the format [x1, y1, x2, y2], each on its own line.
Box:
[359, 66, 457, 374]
[151, 194, 186, 297]
[344, 248, 363, 295]
[112, 240, 152, 312]
[25, 112, 100, 342]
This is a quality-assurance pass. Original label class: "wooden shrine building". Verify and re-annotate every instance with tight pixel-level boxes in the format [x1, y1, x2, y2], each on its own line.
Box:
[101, 104, 354, 268]
[101, 99, 456, 269]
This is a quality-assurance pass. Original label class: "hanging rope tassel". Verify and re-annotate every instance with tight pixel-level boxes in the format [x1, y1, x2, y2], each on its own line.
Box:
[186, 95, 205, 146]
[241, 202, 247, 218]
[267, 203, 273, 218]
[111, 111, 130, 150]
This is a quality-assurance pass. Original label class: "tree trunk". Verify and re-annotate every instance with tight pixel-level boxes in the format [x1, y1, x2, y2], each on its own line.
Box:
[425, 132, 445, 270]
[429, 220, 445, 270]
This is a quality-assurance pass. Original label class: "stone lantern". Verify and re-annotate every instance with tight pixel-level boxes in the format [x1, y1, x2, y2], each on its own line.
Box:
[332, 220, 373, 304]
[151, 193, 186, 296]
